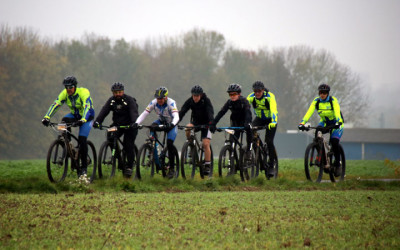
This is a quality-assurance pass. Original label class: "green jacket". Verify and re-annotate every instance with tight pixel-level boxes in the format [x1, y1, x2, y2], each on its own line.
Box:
[246, 91, 278, 123]
[44, 87, 94, 122]
[301, 96, 343, 125]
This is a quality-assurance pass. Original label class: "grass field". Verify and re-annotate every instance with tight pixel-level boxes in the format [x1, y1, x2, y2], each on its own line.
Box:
[0, 159, 399, 248]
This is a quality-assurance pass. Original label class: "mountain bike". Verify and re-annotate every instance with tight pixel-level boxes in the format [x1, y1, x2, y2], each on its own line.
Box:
[216, 127, 249, 181]
[46, 122, 97, 183]
[135, 124, 180, 180]
[300, 124, 346, 182]
[248, 126, 279, 180]
[178, 125, 214, 179]
[96, 125, 138, 179]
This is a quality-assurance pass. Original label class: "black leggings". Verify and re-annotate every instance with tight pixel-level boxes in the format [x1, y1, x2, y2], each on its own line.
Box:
[252, 117, 277, 161]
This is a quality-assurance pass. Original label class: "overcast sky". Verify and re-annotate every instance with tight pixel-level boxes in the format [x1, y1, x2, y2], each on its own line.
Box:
[1, 0, 399, 112]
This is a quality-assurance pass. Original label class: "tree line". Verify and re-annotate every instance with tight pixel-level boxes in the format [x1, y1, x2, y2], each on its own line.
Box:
[0, 24, 368, 159]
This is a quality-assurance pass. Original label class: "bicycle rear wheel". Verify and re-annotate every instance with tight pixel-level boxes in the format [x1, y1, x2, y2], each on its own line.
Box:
[304, 143, 324, 182]
[98, 141, 117, 179]
[180, 141, 194, 179]
[218, 145, 237, 177]
[329, 144, 346, 182]
[46, 139, 69, 183]
[135, 143, 154, 180]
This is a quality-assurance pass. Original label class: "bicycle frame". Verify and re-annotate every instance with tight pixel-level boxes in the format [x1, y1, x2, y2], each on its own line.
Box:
[50, 122, 80, 170]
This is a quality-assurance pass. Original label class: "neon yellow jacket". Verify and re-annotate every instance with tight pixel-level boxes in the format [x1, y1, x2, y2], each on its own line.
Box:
[44, 87, 94, 122]
[246, 91, 278, 123]
[301, 96, 343, 124]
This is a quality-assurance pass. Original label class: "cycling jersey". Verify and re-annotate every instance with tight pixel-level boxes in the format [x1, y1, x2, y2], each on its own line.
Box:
[246, 90, 278, 123]
[301, 95, 343, 125]
[44, 87, 94, 122]
[136, 98, 179, 125]
[213, 96, 252, 125]
[95, 94, 139, 126]
[179, 93, 214, 125]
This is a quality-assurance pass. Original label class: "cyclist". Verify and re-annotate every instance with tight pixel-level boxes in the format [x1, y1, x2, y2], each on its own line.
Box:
[179, 85, 214, 175]
[41, 76, 95, 177]
[133, 86, 179, 178]
[298, 83, 344, 177]
[246, 81, 278, 176]
[93, 82, 139, 177]
[210, 83, 252, 158]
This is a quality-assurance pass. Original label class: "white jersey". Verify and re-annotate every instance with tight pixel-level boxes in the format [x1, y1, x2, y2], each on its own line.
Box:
[136, 98, 179, 125]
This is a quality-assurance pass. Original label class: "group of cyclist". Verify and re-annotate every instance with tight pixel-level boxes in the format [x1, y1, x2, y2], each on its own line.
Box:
[42, 76, 344, 179]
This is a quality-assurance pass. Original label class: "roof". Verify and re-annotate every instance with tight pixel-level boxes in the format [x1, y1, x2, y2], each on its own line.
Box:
[341, 128, 400, 144]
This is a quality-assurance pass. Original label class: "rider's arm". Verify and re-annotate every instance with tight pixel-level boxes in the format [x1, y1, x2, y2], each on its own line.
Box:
[178, 98, 191, 122]
[205, 96, 214, 122]
[128, 97, 139, 123]
[168, 99, 179, 125]
[300, 97, 318, 124]
[267, 92, 278, 124]
[94, 97, 112, 124]
[243, 98, 252, 124]
[213, 100, 230, 125]
[79, 88, 94, 122]
[332, 96, 343, 124]
[135, 100, 155, 124]
[44, 90, 67, 119]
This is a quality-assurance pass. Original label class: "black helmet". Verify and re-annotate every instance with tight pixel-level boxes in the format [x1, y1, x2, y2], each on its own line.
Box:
[111, 82, 124, 91]
[63, 76, 78, 87]
[154, 86, 168, 98]
[191, 85, 203, 95]
[227, 83, 241, 93]
[252, 81, 265, 91]
[318, 83, 330, 92]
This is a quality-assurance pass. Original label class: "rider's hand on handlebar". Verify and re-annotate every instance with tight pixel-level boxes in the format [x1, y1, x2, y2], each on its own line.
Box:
[164, 122, 174, 131]
[42, 118, 50, 127]
[334, 122, 342, 129]
[76, 119, 85, 127]
[93, 121, 101, 129]
[244, 123, 251, 130]
[298, 123, 306, 131]
[268, 123, 277, 130]
[131, 122, 139, 129]
[208, 121, 216, 133]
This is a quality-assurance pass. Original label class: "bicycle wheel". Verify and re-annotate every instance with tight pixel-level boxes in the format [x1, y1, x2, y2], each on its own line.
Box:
[218, 145, 237, 177]
[304, 143, 324, 182]
[180, 141, 194, 179]
[240, 147, 255, 181]
[199, 145, 214, 178]
[328, 144, 346, 182]
[46, 139, 69, 183]
[266, 147, 279, 180]
[162, 145, 180, 178]
[85, 140, 97, 182]
[98, 141, 117, 179]
[135, 143, 154, 180]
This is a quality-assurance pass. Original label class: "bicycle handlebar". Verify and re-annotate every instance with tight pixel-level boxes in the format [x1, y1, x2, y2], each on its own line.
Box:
[96, 125, 131, 130]
[299, 124, 338, 132]
[177, 125, 209, 130]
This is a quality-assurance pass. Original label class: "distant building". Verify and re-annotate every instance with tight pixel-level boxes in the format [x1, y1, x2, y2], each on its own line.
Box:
[275, 128, 400, 160]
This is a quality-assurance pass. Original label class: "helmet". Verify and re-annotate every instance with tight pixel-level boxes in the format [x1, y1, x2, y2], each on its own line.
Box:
[154, 86, 168, 98]
[191, 85, 203, 95]
[63, 76, 78, 87]
[318, 83, 330, 92]
[227, 83, 241, 93]
[111, 82, 124, 91]
[252, 81, 265, 91]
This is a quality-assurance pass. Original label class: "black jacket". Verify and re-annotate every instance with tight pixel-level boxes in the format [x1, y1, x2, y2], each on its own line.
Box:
[179, 93, 214, 125]
[213, 96, 252, 125]
[95, 94, 139, 126]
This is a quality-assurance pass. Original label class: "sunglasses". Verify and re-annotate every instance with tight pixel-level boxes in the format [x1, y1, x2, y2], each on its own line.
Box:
[229, 93, 239, 96]
[319, 91, 328, 95]
[254, 90, 263, 93]
[65, 85, 75, 90]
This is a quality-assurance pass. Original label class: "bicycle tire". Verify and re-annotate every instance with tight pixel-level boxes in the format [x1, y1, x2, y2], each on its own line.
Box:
[98, 141, 117, 179]
[161, 145, 180, 178]
[218, 145, 237, 177]
[85, 140, 97, 182]
[46, 139, 68, 183]
[240, 147, 254, 181]
[191, 145, 201, 179]
[199, 145, 214, 178]
[180, 141, 194, 179]
[328, 144, 346, 182]
[135, 143, 154, 180]
[304, 143, 324, 182]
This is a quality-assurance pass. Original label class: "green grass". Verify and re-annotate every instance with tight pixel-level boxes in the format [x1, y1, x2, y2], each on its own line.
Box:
[1, 191, 399, 248]
[0, 159, 399, 248]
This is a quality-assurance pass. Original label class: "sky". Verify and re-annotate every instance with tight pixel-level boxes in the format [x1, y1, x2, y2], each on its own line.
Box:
[1, 0, 399, 126]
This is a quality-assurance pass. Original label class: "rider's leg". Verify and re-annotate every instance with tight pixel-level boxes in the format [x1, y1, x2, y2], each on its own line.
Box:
[185, 123, 193, 140]
[61, 114, 77, 141]
[166, 126, 178, 178]
[123, 128, 138, 171]
[78, 118, 93, 176]
[201, 128, 212, 174]
[265, 123, 277, 164]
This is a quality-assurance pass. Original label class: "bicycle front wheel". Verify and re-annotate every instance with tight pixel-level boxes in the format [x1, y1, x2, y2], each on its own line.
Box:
[240, 147, 255, 182]
[85, 140, 97, 182]
[46, 139, 69, 183]
[218, 145, 237, 177]
[162, 146, 180, 179]
[328, 144, 346, 182]
[304, 143, 324, 182]
[135, 143, 154, 180]
[180, 141, 195, 179]
[98, 141, 117, 179]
